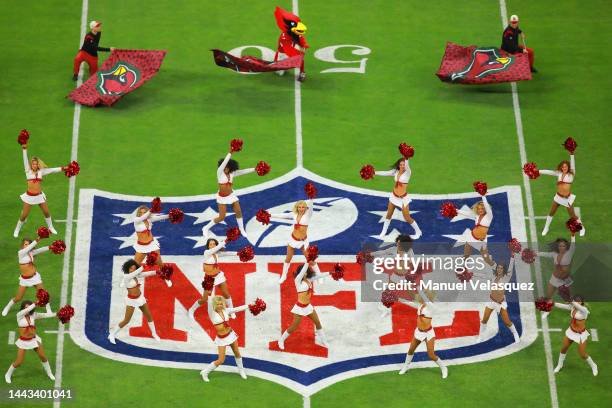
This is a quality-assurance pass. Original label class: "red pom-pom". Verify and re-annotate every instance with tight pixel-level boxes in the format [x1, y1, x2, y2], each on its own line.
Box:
[398, 143, 414, 159]
[57, 305, 75, 324]
[202, 275, 215, 291]
[566, 217, 583, 234]
[17, 129, 30, 145]
[230, 138, 243, 152]
[226, 227, 240, 243]
[360, 164, 375, 180]
[50, 240, 66, 255]
[151, 197, 162, 213]
[508, 238, 522, 254]
[255, 161, 271, 176]
[356, 250, 374, 265]
[157, 264, 173, 280]
[381, 290, 398, 308]
[521, 248, 537, 264]
[331, 263, 345, 281]
[238, 246, 255, 262]
[145, 252, 159, 266]
[558, 285, 572, 302]
[36, 289, 50, 307]
[473, 181, 488, 196]
[37, 226, 50, 239]
[169, 208, 184, 224]
[563, 137, 577, 154]
[535, 297, 553, 312]
[248, 298, 267, 316]
[456, 268, 473, 282]
[304, 182, 317, 199]
[306, 245, 319, 262]
[64, 161, 80, 177]
[256, 209, 271, 225]
[440, 202, 458, 219]
[523, 162, 540, 179]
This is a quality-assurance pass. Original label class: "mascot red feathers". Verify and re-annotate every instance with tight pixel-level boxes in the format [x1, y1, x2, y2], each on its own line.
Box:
[274, 7, 309, 81]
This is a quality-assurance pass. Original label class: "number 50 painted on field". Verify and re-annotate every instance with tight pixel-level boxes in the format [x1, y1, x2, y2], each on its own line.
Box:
[228, 45, 371, 74]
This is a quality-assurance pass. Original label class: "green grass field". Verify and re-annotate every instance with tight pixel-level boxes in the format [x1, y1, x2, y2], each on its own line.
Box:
[1, 0, 611, 407]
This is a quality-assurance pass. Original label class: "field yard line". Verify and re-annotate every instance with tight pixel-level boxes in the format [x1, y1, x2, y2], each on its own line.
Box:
[8, 331, 15, 345]
[53, 1, 88, 406]
[293, 0, 303, 168]
[498, 2, 559, 407]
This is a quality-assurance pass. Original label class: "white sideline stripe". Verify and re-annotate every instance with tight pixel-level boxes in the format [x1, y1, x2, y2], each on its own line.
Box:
[293, 0, 303, 168]
[303, 395, 311, 408]
[8, 331, 15, 345]
[498, 1, 558, 408]
[591, 329, 599, 342]
[54, 1, 87, 406]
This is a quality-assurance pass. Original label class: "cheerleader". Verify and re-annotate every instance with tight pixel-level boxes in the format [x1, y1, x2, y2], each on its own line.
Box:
[456, 193, 493, 258]
[274, 199, 323, 284]
[548, 296, 598, 376]
[108, 259, 160, 344]
[200, 295, 249, 382]
[397, 287, 448, 378]
[2, 237, 50, 317]
[539, 234, 576, 310]
[373, 235, 414, 318]
[188, 238, 237, 321]
[478, 254, 520, 343]
[14, 143, 64, 238]
[374, 157, 422, 240]
[277, 264, 330, 350]
[539, 154, 585, 236]
[132, 205, 168, 265]
[5, 301, 56, 384]
[201, 150, 255, 239]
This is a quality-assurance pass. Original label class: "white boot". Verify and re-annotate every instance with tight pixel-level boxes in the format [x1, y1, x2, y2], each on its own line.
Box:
[2, 299, 15, 317]
[508, 324, 520, 343]
[586, 356, 598, 376]
[315, 329, 329, 348]
[5, 365, 15, 384]
[108, 325, 122, 344]
[13, 219, 25, 238]
[42, 361, 55, 381]
[278, 331, 289, 350]
[45, 217, 58, 235]
[399, 354, 413, 375]
[200, 362, 217, 382]
[554, 353, 566, 374]
[542, 216, 553, 236]
[236, 217, 248, 239]
[236, 357, 247, 379]
[148, 321, 160, 341]
[409, 220, 422, 240]
[578, 218, 586, 237]
[279, 262, 290, 284]
[379, 219, 391, 238]
[436, 358, 448, 379]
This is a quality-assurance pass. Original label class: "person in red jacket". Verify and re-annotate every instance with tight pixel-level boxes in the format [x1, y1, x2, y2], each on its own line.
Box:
[72, 21, 115, 81]
[501, 15, 537, 73]
[273, 7, 309, 82]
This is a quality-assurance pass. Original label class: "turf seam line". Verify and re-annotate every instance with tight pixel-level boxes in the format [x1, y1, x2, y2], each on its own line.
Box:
[53, 1, 88, 406]
[498, 1, 559, 407]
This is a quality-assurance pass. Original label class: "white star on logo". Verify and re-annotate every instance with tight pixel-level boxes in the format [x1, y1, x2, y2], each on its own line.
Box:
[185, 235, 210, 249]
[186, 207, 232, 225]
[111, 232, 162, 250]
[113, 208, 140, 226]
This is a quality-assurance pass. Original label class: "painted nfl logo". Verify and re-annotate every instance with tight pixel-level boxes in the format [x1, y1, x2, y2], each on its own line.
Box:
[70, 168, 536, 396]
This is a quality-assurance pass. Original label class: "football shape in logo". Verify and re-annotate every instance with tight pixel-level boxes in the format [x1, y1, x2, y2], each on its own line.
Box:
[97, 62, 140, 95]
[450, 48, 513, 82]
[245, 197, 358, 247]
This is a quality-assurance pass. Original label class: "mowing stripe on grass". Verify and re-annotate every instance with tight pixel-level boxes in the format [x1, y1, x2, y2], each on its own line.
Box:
[53, 0, 87, 406]
[498, 1, 559, 407]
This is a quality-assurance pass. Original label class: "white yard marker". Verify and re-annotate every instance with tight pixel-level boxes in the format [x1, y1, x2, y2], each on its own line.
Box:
[538, 328, 562, 332]
[303, 396, 311, 408]
[54, 1, 87, 406]
[591, 328, 599, 342]
[293, 0, 303, 168]
[498, 1, 558, 407]
[8, 331, 15, 345]
[55, 219, 78, 224]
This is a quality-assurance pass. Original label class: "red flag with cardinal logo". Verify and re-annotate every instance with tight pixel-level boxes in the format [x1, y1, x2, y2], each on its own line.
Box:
[68, 49, 167, 106]
[211, 49, 303, 73]
[436, 42, 531, 84]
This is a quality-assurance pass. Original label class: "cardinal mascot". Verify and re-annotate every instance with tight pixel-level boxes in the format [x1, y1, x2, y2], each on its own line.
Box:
[273, 6, 309, 81]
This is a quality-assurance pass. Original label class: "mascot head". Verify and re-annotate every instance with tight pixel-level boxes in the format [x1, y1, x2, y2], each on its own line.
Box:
[97, 62, 140, 96]
[450, 48, 513, 82]
[274, 6, 307, 39]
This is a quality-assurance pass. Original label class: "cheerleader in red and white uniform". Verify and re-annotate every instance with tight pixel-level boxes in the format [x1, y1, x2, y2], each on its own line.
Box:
[5, 301, 56, 383]
[548, 296, 598, 376]
[188, 237, 237, 321]
[2, 236, 51, 317]
[200, 295, 249, 382]
[273, 199, 324, 284]
[201, 150, 256, 238]
[374, 157, 422, 240]
[108, 260, 161, 344]
[456, 193, 493, 258]
[478, 254, 520, 343]
[397, 287, 448, 378]
[539, 154, 585, 236]
[132, 205, 169, 265]
[13, 144, 65, 238]
[277, 264, 330, 349]
[539, 234, 576, 313]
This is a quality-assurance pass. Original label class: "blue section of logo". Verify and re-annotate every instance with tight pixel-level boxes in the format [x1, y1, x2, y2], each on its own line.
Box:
[82, 174, 522, 386]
